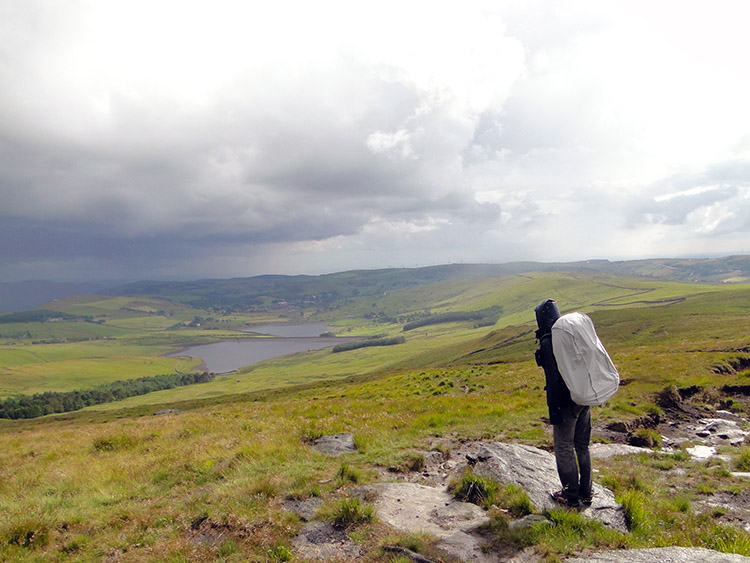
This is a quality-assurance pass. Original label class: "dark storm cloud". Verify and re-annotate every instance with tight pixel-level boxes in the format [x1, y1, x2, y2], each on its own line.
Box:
[0, 40, 499, 269]
[1, 1, 750, 281]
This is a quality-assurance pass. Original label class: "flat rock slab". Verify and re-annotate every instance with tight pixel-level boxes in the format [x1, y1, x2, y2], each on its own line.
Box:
[312, 433, 357, 455]
[373, 482, 493, 562]
[472, 442, 627, 533]
[565, 546, 750, 562]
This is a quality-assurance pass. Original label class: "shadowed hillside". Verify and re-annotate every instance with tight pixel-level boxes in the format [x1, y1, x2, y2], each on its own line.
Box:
[106, 256, 750, 312]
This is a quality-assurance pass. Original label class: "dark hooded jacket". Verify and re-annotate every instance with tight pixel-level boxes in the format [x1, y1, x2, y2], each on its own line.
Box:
[534, 299, 573, 425]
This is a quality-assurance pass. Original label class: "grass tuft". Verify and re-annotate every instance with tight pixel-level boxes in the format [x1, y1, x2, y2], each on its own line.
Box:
[632, 428, 662, 448]
[266, 544, 293, 561]
[734, 447, 750, 472]
[4, 518, 50, 549]
[92, 433, 139, 452]
[328, 498, 376, 529]
[702, 523, 750, 556]
[336, 462, 363, 486]
[393, 452, 426, 473]
[449, 469, 499, 509]
[502, 509, 626, 556]
[618, 489, 649, 533]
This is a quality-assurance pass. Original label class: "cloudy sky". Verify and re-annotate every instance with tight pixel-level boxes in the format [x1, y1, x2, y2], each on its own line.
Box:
[1, 0, 749, 282]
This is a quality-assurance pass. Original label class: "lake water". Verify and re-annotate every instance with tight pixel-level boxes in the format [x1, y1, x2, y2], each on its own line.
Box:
[170, 323, 344, 373]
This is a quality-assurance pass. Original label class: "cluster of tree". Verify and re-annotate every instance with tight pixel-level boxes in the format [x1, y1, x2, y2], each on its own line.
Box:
[332, 336, 406, 353]
[397, 311, 432, 325]
[363, 311, 399, 324]
[402, 306, 503, 331]
[0, 372, 214, 419]
[0, 310, 90, 324]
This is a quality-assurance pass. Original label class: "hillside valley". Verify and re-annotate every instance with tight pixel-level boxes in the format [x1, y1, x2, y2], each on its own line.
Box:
[1, 258, 750, 561]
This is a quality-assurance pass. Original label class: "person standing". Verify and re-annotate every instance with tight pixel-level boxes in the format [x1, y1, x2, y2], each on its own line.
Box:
[534, 298, 592, 508]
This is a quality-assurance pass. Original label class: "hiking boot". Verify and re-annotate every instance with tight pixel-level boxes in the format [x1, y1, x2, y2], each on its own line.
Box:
[581, 493, 594, 506]
[550, 489, 580, 509]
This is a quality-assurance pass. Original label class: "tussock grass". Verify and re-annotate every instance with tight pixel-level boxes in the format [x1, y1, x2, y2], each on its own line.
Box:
[450, 470, 535, 516]
[325, 497, 376, 529]
[488, 508, 627, 558]
[450, 469, 500, 509]
[734, 447, 750, 472]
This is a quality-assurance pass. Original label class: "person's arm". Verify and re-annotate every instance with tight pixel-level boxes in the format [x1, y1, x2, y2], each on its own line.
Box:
[538, 333, 567, 425]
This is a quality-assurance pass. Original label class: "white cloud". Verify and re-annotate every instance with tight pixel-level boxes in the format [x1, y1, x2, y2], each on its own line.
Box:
[1, 0, 749, 281]
[366, 129, 416, 159]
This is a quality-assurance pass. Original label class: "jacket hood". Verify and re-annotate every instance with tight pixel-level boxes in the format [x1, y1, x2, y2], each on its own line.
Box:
[534, 298, 561, 336]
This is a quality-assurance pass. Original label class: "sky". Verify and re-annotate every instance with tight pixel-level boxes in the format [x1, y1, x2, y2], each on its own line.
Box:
[1, 0, 750, 282]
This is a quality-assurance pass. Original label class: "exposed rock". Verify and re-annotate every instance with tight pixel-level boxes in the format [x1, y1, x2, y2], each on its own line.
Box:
[387, 450, 445, 474]
[508, 514, 549, 530]
[372, 482, 493, 562]
[606, 415, 660, 435]
[606, 421, 631, 433]
[564, 546, 750, 562]
[291, 521, 363, 560]
[692, 490, 750, 533]
[687, 444, 717, 459]
[590, 443, 655, 458]
[691, 418, 749, 446]
[282, 498, 323, 522]
[472, 442, 627, 533]
[382, 545, 438, 563]
[657, 386, 684, 410]
[154, 409, 181, 415]
[312, 433, 357, 455]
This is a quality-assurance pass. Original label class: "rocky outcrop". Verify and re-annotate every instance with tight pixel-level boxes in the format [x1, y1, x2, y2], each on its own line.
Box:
[691, 418, 749, 446]
[291, 521, 363, 560]
[373, 482, 492, 562]
[291, 440, 750, 562]
[311, 433, 357, 455]
[564, 546, 750, 562]
[471, 442, 627, 533]
[590, 443, 654, 458]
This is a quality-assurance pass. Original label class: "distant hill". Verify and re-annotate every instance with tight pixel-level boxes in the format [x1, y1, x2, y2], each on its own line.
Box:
[107, 256, 750, 312]
[0, 280, 121, 313]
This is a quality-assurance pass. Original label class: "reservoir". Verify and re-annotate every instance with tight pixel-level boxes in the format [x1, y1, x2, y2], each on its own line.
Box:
[169, 323, 344, 373]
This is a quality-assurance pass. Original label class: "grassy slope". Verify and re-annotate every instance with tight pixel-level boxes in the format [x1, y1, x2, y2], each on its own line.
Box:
[19, 272, 726, 410]
[0, 274, 749, 560]
[0, 295, 273, 398]
[0, 272, 737, 402]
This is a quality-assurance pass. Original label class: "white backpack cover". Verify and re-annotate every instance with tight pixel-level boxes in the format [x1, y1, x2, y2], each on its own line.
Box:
[551, 312, 619, 406]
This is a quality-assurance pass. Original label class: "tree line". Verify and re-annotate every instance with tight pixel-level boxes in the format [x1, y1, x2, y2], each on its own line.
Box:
[0, 310, 90, 324]
[402, 306, 503, 331]
[332, 336, 406, 353]
[0, 372, 214, 419]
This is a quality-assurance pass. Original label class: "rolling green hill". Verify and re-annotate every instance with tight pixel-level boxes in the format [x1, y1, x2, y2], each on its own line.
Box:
[0, 262, 749, 561]
[105, 255, 750, 311]
[1, 269, 740, 406]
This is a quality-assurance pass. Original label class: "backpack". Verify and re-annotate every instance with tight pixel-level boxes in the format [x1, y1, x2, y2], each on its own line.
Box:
[551, 312, 619, 406]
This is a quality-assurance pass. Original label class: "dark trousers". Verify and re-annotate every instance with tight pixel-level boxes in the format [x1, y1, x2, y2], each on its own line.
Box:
[552, 404, 592, 502]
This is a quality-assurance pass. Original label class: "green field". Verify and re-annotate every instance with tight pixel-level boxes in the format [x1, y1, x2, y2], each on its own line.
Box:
[0, 266, 749, 561]
[1, 272, 734, 404]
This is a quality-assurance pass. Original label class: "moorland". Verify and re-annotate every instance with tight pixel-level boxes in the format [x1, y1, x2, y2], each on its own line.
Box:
[1, 256, 750, 561]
